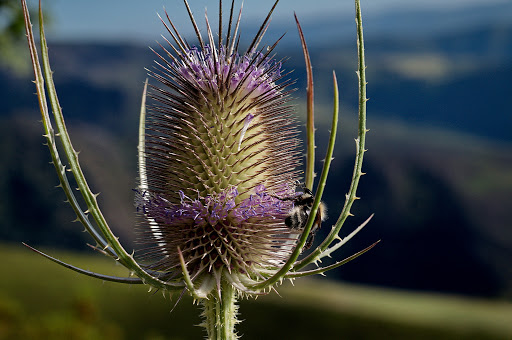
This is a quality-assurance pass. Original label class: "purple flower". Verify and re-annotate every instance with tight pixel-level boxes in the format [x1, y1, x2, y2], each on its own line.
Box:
[136, 2, 302, 295]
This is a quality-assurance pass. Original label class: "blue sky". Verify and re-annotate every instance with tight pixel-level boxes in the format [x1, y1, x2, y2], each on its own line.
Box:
[41, 0, 508, 43]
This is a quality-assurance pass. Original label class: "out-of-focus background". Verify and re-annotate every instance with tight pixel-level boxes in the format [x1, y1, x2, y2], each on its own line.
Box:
[1, 0, 511, 339]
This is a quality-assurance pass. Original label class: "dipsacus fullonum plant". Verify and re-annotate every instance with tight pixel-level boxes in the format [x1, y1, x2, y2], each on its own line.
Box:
[21, 0, 377, 338]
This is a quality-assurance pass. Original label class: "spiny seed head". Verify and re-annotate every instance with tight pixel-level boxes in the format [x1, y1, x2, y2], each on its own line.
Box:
[136, 2, 302, 296]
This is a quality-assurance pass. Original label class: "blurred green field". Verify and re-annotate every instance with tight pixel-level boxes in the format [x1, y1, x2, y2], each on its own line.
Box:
[1, 243, 511, 339]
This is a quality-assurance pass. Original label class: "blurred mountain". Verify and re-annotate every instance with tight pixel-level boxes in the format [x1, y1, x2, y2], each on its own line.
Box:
[286, 22, 512, 143]
[1, 10, 511, 299]
[288, 1, 512, 43]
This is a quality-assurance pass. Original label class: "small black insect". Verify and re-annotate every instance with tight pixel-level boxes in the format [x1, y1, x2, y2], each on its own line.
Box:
[274, 184, 327, 250]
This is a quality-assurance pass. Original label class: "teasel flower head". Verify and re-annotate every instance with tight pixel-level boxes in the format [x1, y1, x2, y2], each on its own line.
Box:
[133, 1, 305, 298]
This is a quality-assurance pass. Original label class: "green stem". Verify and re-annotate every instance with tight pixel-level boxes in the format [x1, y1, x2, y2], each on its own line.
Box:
[202, 282, 239, 340]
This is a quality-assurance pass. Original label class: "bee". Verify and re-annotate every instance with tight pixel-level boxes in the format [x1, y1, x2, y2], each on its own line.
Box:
[274, 184, 327, 250]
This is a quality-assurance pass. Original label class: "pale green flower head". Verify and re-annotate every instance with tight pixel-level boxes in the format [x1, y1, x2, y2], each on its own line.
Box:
[134, 1, 307, 297]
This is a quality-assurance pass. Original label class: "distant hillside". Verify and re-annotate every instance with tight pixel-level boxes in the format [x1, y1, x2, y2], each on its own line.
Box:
[315, 119, 512, 298]
[4, 19, 511, 141]
[2, 20, 511, 298]
[3, 244, 512, 339]
[287, 21, 512, 143]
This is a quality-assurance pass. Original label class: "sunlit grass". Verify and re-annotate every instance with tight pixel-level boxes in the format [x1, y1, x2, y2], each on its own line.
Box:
[1, 243, 511, 339]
